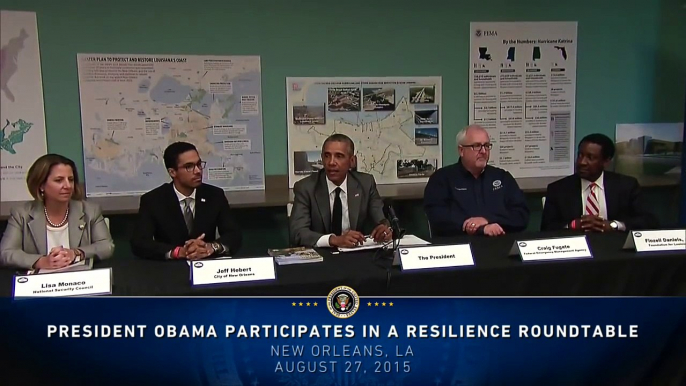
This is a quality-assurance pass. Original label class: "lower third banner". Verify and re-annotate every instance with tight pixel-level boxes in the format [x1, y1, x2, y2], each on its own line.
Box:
[1, 292, 685, 385]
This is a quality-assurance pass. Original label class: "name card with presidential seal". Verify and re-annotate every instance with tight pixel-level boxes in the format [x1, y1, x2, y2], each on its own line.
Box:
[623, 230, 686, 252]
[190, 257, 276, 286]
[13, 268, 112, 299]
[510, 236, 592, 262]
[394, 244, 474, 271]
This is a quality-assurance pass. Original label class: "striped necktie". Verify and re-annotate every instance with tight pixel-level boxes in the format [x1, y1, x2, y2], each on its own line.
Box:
[585, 183, 600, 216]
[183, 197, 194, 233]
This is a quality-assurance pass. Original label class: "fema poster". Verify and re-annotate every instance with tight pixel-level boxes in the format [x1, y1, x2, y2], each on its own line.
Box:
[469, 22, 578, 178]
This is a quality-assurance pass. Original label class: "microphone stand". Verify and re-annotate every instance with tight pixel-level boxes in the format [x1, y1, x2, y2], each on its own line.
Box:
[379, 217, 404, 262]
[375, 203, 405, 263]
[373, 205, 405, 290]
[390, 217, 402, 256]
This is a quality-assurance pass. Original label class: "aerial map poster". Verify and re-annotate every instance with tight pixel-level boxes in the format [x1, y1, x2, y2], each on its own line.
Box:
[0, 10, 48, 202]
[77, 54, 265, 197]
[287, 77, 442, 187]
[469, 22, 577, 178]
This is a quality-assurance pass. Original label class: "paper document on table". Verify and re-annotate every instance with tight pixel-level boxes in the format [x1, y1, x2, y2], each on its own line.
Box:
[338, 235, 430, 252]
[338, 238, 388, 252]
[29, 258, 93, 275]
[396, 235, 431, 246]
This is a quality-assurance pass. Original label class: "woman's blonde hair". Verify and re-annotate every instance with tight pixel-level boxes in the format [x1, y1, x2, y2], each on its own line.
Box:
[26, 154, 84, 201]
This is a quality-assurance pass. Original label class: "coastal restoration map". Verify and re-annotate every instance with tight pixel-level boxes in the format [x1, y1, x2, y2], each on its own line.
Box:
[77, 54, 264, 197]
[287, 77, 442, 187]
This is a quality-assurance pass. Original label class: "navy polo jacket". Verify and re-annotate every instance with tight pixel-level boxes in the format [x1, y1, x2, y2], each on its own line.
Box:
[423, 161, 529, 236]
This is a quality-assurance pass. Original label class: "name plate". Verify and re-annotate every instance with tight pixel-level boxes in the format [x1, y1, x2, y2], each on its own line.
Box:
[512, 236, 592, 261]
[395, 244, 474, 271]
[191, 257, 276, 286]
[13, 268, 112, 298]
[624, 230, 686, 252]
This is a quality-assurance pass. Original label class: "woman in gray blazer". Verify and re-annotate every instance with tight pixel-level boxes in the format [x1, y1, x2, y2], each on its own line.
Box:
[0, 154, 114, 270]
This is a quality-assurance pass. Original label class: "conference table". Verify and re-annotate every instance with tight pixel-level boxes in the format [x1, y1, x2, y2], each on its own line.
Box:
[1, 230, 686, 297]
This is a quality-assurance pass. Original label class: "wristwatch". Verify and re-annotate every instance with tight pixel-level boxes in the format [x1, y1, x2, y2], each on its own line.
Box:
[211, 242, 223, 255]
[610, 221, 618, 230]
[72, 248, 84, 263]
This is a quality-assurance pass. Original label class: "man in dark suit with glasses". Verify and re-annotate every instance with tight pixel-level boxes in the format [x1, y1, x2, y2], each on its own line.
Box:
[424, 125, 529, 237]
[131, 142, 242, 260]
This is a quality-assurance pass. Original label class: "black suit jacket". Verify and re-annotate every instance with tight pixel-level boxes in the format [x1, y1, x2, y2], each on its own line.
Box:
[130, 183, 242, 259]
[541, 171, 658, 231]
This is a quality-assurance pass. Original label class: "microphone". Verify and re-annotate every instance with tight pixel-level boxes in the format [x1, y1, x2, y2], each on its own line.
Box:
[387, 204, 399, 225]
[383, 199, 405, 240]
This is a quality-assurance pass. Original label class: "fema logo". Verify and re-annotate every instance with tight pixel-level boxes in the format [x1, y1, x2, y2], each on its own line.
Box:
[400, 249, 409, 255]
[475, 29, 482, 37]
[518, 242, 527, 247]
[17, 277, 28, 284]
[193, 262, 204, 268]
[327, 286, 360, 319]
[493, 179, 502, 190]
[634, 232, 642, 238]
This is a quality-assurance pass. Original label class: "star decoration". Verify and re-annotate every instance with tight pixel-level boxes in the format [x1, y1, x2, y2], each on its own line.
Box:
[389, 302, 394, 306]
[299, 302, 303, 306]
[292, 302, 296, 306]
[367, 302, 372, 306]
[375, 302, 379, 306]
[306, 302, 311, 307]
[313, 302, 318, 307]
[382, 302, 386, 306]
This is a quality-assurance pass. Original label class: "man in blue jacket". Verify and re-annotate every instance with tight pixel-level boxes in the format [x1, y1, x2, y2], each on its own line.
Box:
[424, 125, 529, 237]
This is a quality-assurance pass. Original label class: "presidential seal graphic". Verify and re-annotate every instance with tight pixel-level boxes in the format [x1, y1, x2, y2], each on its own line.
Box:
[327, 285, 360, 319]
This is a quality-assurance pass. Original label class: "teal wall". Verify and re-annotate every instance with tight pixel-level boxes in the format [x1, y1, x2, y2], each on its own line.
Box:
[1, 0, 684, 254]
[1, 0, 684, 173]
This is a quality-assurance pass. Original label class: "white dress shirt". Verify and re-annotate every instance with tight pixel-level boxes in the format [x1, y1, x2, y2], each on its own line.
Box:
[580, 172, 625, 230]
[167, 184, 229, 258]
[316, 176, 350, 247]
[166, 185, 196, 259]
[174, 184, 196, 215]
[581, 172, 607, 219]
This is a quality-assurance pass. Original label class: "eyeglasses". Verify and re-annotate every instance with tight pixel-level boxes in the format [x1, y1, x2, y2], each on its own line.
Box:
[461, 143, 493, 151]
[179, 161, 206, 172]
